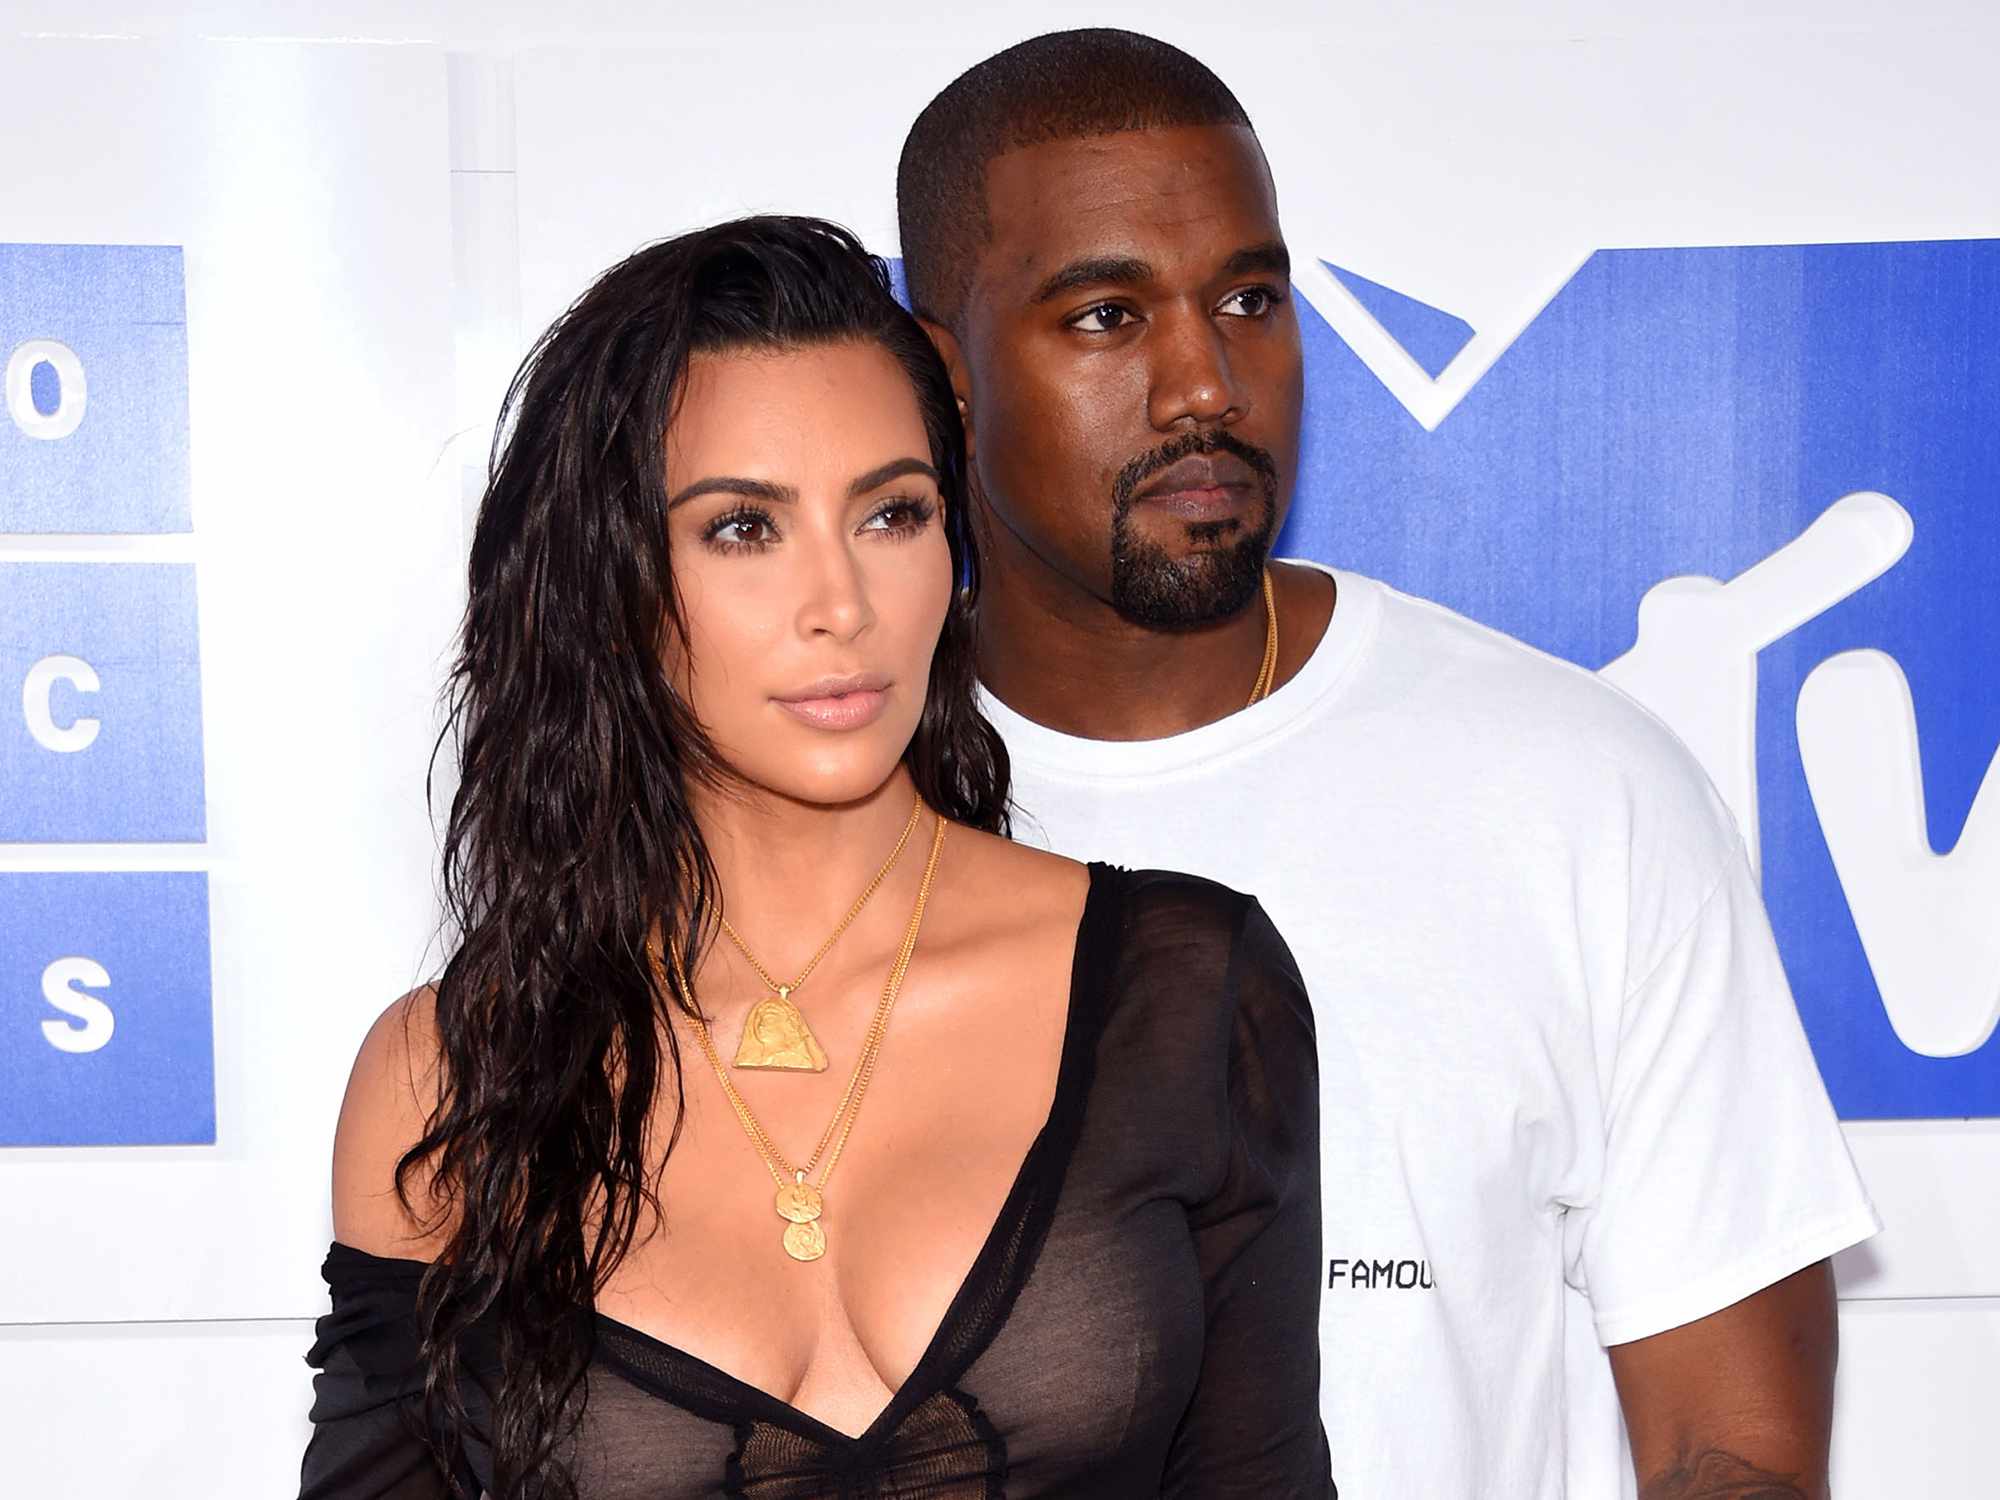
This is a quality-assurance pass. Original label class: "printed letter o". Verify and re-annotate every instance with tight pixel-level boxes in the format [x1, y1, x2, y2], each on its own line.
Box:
[6, 338, 87, 440]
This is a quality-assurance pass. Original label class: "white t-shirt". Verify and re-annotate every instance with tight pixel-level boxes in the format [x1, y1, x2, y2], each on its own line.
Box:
[982, 565, 1879, 1500]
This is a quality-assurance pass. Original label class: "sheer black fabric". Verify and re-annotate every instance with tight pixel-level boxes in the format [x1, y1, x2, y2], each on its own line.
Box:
[300, 865, 1334, 1499]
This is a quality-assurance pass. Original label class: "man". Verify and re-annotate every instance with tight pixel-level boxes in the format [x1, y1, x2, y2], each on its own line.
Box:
[896, 29, 1878, 1500]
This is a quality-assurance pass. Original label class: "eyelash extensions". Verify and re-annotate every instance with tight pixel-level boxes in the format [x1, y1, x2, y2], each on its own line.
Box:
[700, 496, 938, 554]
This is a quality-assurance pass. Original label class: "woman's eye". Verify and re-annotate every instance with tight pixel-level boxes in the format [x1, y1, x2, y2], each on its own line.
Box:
[1218, 286, 1283, 318]
[703, 509, 777, 550]
[1069, 303, 1135, 334]
[861, 497, 937, 539]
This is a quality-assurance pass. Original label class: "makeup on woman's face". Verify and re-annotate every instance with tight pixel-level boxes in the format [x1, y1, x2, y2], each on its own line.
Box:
[664, 340, 953, 808]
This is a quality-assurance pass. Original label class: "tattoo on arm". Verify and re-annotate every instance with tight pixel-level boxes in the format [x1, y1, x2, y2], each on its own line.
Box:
[1639, 1446, 1811, 1500]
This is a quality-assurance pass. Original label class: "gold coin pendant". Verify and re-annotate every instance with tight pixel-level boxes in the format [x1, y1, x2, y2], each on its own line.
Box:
[775, 1180, 824, 1224]
[783, 1220, 827, 1263]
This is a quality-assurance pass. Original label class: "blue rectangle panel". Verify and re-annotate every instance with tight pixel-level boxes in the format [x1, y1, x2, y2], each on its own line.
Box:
[0, 561, 206, 841]
[0, 871, 215, 1146]
[0, 243, 191, 534]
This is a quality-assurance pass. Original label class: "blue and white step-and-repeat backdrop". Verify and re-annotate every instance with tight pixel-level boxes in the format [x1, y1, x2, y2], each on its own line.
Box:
[3, 4, 1997, 1495]
[1287, 237, 1999, 1120]
[0, 33, 461, 1493]
[1, 244, 216, 1148]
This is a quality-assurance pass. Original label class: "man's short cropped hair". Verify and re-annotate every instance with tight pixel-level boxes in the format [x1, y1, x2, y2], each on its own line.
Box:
[896, 28, 1254, 331]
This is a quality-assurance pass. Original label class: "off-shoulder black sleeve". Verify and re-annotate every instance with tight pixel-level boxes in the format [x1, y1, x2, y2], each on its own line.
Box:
[299, 1245, 470, 1500]
[1159, 896, 1335, 1499]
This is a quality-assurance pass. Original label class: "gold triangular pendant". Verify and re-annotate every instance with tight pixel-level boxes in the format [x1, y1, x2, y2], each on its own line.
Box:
[733, 994, 830, 1072]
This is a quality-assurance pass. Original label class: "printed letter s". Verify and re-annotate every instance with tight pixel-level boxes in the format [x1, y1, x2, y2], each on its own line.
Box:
[41, 957, 113, 1054]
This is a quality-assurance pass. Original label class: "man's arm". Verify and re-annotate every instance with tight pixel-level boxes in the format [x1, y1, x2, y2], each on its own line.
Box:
[1609, 1261, 1839, 1500]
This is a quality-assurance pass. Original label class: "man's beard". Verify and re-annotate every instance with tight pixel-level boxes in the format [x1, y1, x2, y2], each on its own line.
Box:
[1108, 430, 1280, 629]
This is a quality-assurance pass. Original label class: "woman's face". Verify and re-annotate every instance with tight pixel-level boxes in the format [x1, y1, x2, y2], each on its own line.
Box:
[664, 339, 952, 809]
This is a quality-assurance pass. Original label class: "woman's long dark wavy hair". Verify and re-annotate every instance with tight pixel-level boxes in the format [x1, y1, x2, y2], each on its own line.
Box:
[404, 216, 1009, 1497]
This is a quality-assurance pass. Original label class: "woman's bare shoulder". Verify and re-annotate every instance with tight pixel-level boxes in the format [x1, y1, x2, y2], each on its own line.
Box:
[939, 822, 1093, 937]
[330, 986, 453, 1261]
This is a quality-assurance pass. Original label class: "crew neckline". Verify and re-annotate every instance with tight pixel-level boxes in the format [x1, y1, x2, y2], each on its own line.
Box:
[978, 561, 1383, 783]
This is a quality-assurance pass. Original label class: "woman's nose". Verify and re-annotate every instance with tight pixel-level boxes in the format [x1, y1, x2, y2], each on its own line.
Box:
[796, 538, 876, 643]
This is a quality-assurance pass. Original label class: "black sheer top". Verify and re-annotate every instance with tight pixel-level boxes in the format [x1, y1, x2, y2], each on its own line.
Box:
[299, 866, 1334, 1498]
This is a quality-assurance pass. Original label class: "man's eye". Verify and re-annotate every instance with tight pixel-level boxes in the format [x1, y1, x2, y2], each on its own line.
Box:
[1217, 287, 1283, 318]
[1070, 303, 1135, 333]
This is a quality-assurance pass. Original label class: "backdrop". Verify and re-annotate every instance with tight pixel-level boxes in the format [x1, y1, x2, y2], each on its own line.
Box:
[1, 3, 1994, 1494]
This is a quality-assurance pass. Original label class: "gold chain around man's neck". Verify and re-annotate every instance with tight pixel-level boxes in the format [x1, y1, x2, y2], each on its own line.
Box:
[1246, 567, 1279, 708]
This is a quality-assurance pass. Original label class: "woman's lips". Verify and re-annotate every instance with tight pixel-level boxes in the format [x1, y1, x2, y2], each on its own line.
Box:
[773, 677, 891, 731]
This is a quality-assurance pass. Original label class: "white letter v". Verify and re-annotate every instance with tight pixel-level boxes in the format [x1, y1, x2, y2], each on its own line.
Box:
[1798, 649, 2000, 1057]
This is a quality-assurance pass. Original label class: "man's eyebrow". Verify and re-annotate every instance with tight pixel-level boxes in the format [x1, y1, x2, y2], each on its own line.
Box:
[847, 457, 941, 497]
[1222, 241, 1291, 278]
[1031, 255, 1154, 305]
[666, 476, 798, 509]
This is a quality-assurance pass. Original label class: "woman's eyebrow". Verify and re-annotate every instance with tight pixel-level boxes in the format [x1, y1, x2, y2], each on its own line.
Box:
[666, 476, 798, 509]
[846, 457, 940, 497]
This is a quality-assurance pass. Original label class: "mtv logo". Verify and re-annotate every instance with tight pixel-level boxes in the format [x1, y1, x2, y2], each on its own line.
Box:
[0, 243, 191, 534]
[0, 562, 207, 842]
[0, 871, 215, 1146]
[1281, 237, 2000, 1119]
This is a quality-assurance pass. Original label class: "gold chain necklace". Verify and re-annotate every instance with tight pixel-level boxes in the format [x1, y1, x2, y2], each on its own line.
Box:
[1245, 567, 1280, 707]
[660, 810, 947, 1264]
[717, 792, 923, 1074]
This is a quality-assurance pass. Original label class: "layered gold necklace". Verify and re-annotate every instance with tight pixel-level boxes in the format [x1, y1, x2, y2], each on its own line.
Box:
[1246, 567, 1279, 707]
[716, 792, 923, 1074]
[659, 808, 947, 1264]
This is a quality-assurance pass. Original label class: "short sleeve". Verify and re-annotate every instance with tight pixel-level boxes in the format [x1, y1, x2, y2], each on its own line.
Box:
[1566, 843, 1881, 1346]
[1161, 897, 1337, 1498]
[299, 1246, 472, 1500]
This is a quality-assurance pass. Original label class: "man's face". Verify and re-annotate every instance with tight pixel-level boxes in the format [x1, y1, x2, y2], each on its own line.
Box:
[953, 124, 1303, 629]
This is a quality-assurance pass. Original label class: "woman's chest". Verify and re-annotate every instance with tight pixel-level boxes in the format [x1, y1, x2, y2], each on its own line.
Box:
[961, 1190, 1209, 1470]
[596, 989, 1071, 1435]
[562, 1182, 1210, 1499]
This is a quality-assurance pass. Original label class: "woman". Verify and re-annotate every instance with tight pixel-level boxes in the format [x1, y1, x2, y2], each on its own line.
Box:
[302, 217, 1332, 1499]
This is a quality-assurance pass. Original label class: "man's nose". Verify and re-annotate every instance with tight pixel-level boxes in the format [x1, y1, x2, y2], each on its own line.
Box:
[1148, 308, 1247, 431]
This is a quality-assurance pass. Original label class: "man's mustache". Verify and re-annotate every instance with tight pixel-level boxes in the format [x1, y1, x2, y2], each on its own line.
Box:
[1111, 430, 1280, 510]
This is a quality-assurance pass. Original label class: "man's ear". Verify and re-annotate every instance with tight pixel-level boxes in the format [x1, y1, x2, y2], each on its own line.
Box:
[918, 316, 976, 464]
